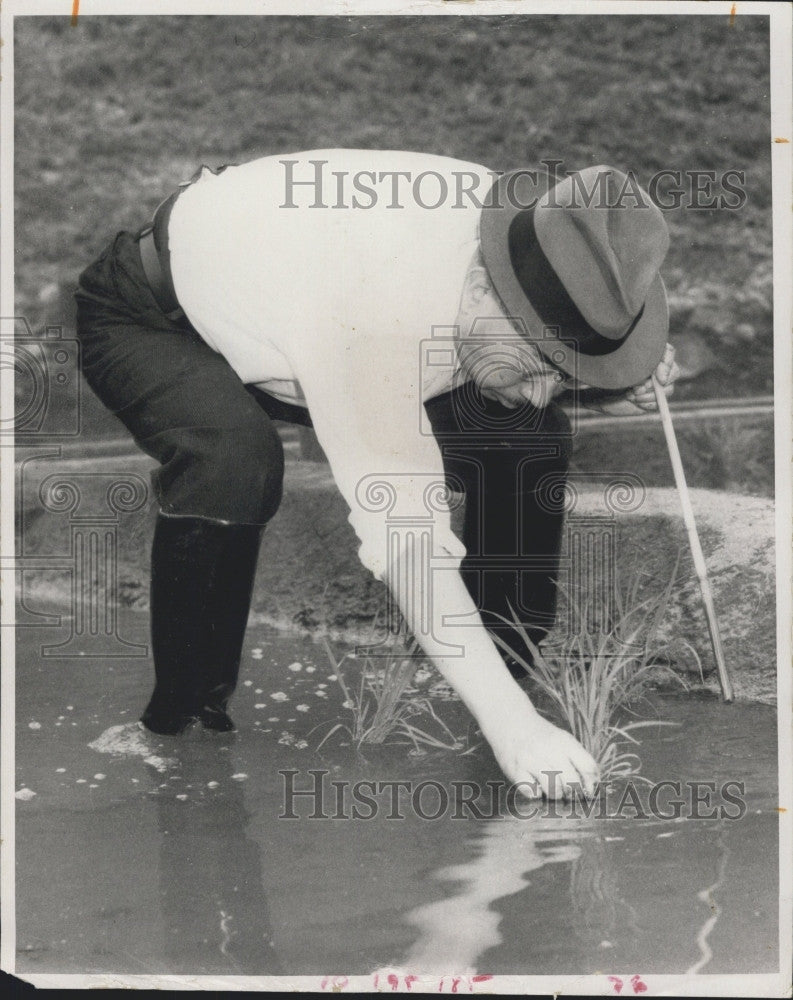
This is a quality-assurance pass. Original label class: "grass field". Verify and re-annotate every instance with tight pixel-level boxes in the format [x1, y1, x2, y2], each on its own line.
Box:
[14, 12, 774, 429]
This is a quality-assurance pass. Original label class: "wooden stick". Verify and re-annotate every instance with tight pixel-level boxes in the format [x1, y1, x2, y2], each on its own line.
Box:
[652, 376, 735, 702]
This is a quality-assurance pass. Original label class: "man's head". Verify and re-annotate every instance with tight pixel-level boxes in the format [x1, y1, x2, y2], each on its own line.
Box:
[455, 249, 577, 410]
[476, 164, 670, 391]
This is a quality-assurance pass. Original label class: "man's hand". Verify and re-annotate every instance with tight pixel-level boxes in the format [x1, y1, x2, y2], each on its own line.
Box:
[477, 688, 600, 800]
[383, 544, 600, 800]
[592, 343, 680, 417]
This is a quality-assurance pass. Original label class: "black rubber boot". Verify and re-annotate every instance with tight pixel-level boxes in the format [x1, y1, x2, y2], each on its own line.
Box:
[140, 514, 264, 736]
[198, 519, 264, 732]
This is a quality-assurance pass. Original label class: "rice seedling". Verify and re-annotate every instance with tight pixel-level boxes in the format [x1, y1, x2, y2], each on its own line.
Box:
[315, 558, 696, 778]
[492, 559, 697, 784]
[316, 636, 465, 754]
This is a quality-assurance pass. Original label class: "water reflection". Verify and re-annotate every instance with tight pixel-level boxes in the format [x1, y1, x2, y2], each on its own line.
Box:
[686, 829, 730, 974]
[155, 740, 283, 975]
[569, 832, 638, 946]
[401, 815, 593, 972]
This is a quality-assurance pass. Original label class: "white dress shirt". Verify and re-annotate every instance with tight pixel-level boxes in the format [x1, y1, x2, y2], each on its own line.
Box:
[168, 149, 497, 578]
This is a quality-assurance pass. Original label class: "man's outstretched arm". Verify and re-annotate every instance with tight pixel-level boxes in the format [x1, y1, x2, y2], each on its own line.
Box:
[382, 541, 600, 800]
[293, 330, 599, 799]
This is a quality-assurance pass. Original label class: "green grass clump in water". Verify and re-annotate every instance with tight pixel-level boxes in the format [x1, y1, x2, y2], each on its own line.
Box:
[318, 635, 464, 754]
[494, 561, 699, 784]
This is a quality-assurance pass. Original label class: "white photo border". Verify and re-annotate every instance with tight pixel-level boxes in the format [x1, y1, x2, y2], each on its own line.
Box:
[1, 1, 790, 994]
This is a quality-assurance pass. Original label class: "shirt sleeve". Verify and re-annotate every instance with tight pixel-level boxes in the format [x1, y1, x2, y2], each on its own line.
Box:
[290, 327, 467, 581]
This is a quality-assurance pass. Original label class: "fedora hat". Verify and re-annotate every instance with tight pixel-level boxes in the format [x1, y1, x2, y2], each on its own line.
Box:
[479, 165, 669, 390]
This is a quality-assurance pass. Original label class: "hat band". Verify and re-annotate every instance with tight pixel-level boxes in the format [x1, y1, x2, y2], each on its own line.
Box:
[507, 209, 643, 357]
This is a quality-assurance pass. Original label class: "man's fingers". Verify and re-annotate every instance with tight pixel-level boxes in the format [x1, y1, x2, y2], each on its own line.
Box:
[654, 355, 680, 388]
[547, 767, 598, 800]
[575, 761, 601, 798]
[517, 764, 600, 801]
[636, 382, 673, 404]
[629, 371, 676, 411]
[626, 347, 679, 409]
[538, 770, 556, 800]
[540, 766, 578, 800]
[567, 743, 600, 797]
[537, 749, 600, 800]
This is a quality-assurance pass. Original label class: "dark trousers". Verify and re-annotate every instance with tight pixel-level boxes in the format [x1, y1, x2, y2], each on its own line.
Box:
[74, 231, 571, 648]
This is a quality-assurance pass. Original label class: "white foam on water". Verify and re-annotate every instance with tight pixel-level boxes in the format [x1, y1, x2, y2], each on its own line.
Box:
[88, 722, 177, 773]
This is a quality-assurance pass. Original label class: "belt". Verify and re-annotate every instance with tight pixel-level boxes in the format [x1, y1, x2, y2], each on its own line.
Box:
[136, 189, 185, 322]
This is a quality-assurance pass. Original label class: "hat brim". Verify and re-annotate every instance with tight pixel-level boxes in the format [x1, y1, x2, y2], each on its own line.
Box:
[479, 168, 669, 391]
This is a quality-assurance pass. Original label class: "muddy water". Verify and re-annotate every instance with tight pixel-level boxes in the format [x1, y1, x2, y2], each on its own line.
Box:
[15, 618, 779, 977]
